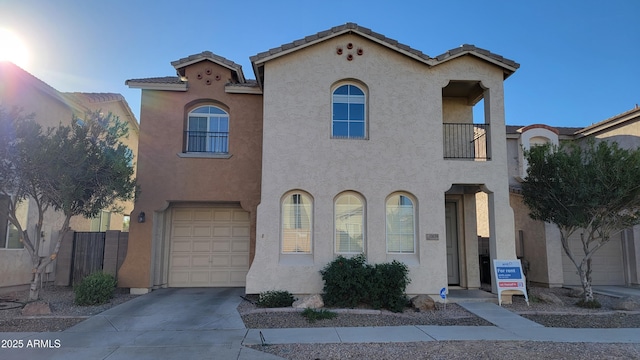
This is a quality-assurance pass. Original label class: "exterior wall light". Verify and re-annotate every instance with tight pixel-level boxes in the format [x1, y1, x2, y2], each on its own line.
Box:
[138, 212, 146, 223]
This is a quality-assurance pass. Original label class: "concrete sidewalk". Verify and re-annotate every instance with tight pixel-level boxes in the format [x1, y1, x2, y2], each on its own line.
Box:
[245, 301, 640, 347]
[1, 287, 639, 360]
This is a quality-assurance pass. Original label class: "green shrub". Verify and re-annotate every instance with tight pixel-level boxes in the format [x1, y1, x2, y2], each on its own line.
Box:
[301, 308, 338, 323]
[74, 272, 117, 306]
[576, 299, 601, 308]
[320, 254, 371, 308]
[369, 261, 410, 312]
[320, 254, 410, 312]
[256, 290, 295, 308]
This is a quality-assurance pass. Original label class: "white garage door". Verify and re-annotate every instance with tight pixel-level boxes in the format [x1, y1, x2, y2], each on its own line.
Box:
[169, 207, 250, 287]
[562, 233, 624, 286]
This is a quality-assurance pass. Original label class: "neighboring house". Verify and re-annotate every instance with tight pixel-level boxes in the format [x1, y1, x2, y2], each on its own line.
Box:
[0, 62, 139, 291]
[121, 23, 520, 298]
[505, 106, 640, 288]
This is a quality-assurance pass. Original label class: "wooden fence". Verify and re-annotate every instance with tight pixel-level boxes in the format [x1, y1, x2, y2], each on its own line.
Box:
[54, 230, 128, 286]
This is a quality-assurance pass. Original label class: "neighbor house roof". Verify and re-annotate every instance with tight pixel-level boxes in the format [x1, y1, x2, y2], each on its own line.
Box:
[577, 105, 640, 138]
[250, 22, 520, 88]
[171, 51, 246, 83]
[63, 92, 140, 132]
[0, 61, 82, 113]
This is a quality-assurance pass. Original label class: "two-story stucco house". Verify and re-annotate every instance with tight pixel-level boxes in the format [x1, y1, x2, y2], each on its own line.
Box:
[122, 23, 520, 298]
[0, 62, 139, 292]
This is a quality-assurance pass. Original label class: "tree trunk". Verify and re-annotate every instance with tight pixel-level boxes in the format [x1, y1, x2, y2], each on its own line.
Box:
[29, 270, 41, 301]
[580, 265, 594, 303]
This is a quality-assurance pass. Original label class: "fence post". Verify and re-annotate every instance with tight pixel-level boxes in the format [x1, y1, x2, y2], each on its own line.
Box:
[103, 230, 121, 277]
[54, 230, 75, 286]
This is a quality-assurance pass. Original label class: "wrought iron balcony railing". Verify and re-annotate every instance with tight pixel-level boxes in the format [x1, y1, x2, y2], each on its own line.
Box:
[184, 131, 229, 153]
[443, 123, 490, 160]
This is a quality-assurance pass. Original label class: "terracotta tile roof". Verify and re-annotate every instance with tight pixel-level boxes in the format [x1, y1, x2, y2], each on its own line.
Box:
[63, 92, 125, 103]
[433, 44, 519, 70]
[506, 125, 581, 137]
[171, 51, 246, 83]
[250, 23, 519, 88]
[250, 22, 432, 64]
[125, 76, 185, 85]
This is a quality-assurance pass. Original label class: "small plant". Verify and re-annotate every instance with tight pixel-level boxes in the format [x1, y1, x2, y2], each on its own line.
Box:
[74, 272, 117, 306]
[256, 290, 295, 308]
[576, 299, 601, 309]
[301, 308, 338, 323]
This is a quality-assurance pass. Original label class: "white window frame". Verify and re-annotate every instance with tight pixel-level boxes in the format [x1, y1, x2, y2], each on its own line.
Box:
[385, 193, 417, 254]
[186, 105, 230, 153]
[334, 191, 366, 254]
[281, 191, 313, 254]
[331, 83, 367, 139]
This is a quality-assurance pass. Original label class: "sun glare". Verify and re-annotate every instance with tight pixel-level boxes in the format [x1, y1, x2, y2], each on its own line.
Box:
[0, 28, 30, 68]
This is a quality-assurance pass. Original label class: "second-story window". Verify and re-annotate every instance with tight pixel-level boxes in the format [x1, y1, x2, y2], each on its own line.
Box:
[186, 106, 229, 153]
[332, 84, 366, 139]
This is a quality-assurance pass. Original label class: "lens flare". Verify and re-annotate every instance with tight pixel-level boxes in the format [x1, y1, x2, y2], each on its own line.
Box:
[0, 28, 30, 68]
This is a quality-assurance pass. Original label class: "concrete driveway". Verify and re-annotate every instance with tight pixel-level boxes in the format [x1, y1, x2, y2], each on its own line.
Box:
[0, 288, 283, 360]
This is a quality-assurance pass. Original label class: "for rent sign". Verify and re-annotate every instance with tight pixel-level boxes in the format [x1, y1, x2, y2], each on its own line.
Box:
[493, 259, 529, 306]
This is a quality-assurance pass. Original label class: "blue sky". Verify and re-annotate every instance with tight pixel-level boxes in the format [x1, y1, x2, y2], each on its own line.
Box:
[1, 0, 638, 127]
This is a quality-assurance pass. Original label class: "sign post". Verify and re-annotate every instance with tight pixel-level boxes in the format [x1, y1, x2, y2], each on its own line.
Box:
[440, 287, 447, 311]
[492, 259, 529, 306]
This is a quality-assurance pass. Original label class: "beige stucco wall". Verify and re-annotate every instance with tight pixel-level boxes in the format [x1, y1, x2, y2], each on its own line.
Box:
[118, 60, 263, 289]
[246, 33, 516, 296]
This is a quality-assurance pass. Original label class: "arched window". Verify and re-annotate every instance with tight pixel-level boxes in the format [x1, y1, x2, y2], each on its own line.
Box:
[386, 193, 416, 253]
[332, 84, 366, 139]
[335, 192, 365, 253]
[281, 191, 312, 253]
[186, 106, 229, 153]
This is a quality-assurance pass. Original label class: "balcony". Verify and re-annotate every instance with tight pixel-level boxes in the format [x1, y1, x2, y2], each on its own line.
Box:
[443, 123, 490, 160]
[184, 131, 229, 153]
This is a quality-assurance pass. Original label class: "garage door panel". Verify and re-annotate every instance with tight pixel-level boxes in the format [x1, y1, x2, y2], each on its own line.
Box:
[173, 209, 193, 221]
[232, 226, 250, 237]
[169, 207, 250, 287]
[171, 255, 191, 268]
[192, 240, 211, 252]
[212, 226, 230, 237]
[233, 211, 249, 221]
[214, 210, 232, 221]
[231, 240, 249, 252]
[193, 209, 213, 221]
[172, 225, 192, 237]
[211, 255, 230, 267]
[193, 226, 212, 237]
[210, 271, 231, 284]
[172, 240, 192, 253]
[170, 272, 190, 286]
[191, 255, 211, 267]
[190, 271, 211, 284]
[230, 255, 249, 267]
[562, 233, 624, 286]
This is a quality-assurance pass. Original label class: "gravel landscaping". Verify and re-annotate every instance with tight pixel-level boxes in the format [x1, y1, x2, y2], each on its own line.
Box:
[0, 285, 139, 332]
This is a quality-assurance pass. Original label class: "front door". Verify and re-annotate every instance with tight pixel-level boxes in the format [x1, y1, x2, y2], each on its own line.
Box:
[445, 202, 460, 285]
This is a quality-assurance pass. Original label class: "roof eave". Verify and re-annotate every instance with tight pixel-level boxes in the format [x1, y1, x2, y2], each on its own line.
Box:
[434, 51, 519, 79]
[125, 81, 188, 91]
